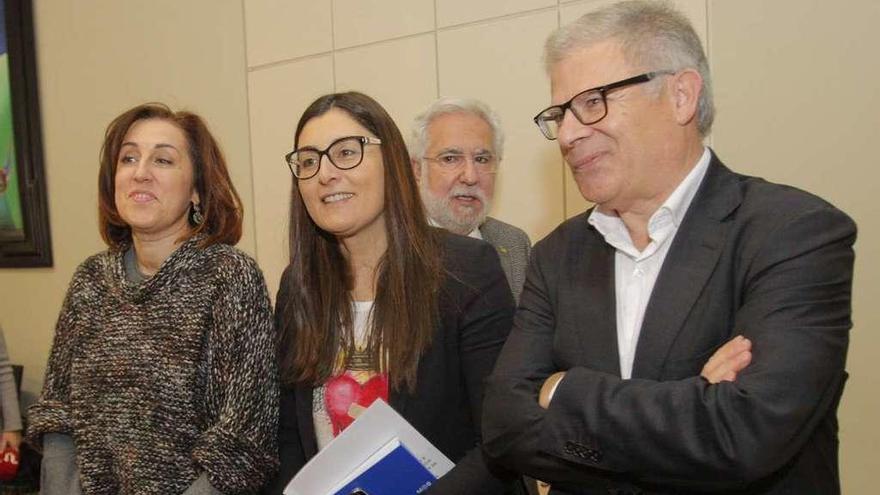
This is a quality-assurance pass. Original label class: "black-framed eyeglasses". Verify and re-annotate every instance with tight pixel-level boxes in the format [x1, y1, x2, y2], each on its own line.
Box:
[285, 135, 382, 179]
[533, 70, 674, 140]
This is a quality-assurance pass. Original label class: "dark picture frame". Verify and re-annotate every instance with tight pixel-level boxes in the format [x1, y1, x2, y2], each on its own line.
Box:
[0, 0, 51, 267]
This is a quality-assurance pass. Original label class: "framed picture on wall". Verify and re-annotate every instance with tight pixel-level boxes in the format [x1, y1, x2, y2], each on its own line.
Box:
[0, 0, 51, 267]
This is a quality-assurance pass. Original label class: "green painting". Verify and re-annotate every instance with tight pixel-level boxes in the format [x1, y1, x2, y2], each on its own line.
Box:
[0, 52, 24, 239]
[0, 1, 23, 239]
[0, 0, 51, 266]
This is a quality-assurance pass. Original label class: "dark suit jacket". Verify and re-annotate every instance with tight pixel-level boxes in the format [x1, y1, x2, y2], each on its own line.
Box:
[481, 217, 532, 302]
[482, 154, 856, 494]
[264, 231, 516, 495]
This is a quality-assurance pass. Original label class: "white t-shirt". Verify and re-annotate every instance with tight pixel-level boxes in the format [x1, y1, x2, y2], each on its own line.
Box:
[313, 301, 389, 450]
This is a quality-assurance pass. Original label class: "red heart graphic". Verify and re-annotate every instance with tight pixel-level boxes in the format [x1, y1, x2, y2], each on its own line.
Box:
[325, 372, 388, 435]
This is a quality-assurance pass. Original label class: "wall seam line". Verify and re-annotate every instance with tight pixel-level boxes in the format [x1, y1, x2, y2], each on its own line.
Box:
[330, 0, 338, 90]
[239, 0, 261, 259]
[433, 0, 440, 98]
[249, 5, 563, 72]
[438, 4, 557, 31]
[248, 50, 335, 73]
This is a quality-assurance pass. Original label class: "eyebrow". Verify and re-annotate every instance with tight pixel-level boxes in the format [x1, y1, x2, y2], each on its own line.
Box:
[295, 145, 321, 152]
[120, 141, 180, 152]
[436, 147, 494, 155]
[436, 147, 465, 155]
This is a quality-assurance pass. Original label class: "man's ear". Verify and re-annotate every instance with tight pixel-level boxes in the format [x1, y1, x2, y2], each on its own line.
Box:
[411, 158, 422, 184]
[670, 68, 702, 127]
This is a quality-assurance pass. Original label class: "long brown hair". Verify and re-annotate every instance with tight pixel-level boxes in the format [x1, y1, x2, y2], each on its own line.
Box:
[97, 102, 243, 249]
[278, 92, 442, 392]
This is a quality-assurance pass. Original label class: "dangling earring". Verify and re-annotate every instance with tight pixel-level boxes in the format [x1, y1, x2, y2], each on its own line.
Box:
[191, 202, 204, 225]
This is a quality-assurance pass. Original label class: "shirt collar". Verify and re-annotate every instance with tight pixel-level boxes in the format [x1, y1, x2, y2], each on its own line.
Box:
[657, 146, 711, 229]
[427, 217, 483, 239]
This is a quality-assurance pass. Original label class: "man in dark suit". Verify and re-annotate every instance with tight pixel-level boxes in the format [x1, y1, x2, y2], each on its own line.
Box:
[411, 97, 531, 301]
[482, 1, 856, 494]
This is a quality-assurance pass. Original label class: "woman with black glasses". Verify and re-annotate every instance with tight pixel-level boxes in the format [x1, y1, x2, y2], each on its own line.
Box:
[263, 92, 515, 494]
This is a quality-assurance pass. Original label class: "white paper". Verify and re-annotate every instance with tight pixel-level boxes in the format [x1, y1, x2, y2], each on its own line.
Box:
[325, 437, 402, 494]
[283, 399, 455, 495]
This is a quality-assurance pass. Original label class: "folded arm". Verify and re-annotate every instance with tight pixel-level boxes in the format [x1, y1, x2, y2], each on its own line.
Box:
[26, 267, 91, 447]
[484, 205, 855, 490]
[191, 257, 279, 493]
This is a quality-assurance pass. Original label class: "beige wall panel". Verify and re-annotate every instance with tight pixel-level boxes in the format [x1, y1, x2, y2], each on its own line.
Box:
[0, 0, 252, 403]
[248, 57, 334, 300]
[332, 0, 434, 49]
[245, 0, 333, 67]
[438, 11, 563, 242]
[335, 34, 438, 129]
[437, 0, 555, 28]
[560, 0, 707, 217]
[709, 1, 880, 492]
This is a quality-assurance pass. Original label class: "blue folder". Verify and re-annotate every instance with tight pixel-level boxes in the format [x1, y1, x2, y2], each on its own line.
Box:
[332, 441, 437, 495]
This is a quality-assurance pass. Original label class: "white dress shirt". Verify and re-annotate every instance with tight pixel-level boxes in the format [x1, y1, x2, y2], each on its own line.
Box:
[588, 148, 711, 379]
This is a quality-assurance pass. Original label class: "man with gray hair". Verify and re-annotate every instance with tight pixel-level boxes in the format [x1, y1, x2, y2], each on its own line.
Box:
[483, 1, 855, 494]
[411, 97, 531, 300]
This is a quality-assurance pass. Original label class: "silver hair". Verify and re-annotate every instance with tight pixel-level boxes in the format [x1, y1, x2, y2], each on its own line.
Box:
[409, 97, 505, 167]
[544, 0, 715, 136]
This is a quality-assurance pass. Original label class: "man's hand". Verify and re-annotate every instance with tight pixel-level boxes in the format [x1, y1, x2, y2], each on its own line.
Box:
[0, 431, 21, 451]
[537, 335, 750, 411]
[539, 371, 566, 409]
[537, 479, 551, 495]
[701, 335, 752, 384]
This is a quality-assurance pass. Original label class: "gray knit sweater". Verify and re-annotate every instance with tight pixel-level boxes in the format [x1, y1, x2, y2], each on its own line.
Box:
[0, 327, 22, 432]
[27, 236, 278, 494]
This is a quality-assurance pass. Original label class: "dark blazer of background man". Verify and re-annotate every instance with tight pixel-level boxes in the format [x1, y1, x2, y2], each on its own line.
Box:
[411, 97, 531, 301]
[482, 2, 856, 494]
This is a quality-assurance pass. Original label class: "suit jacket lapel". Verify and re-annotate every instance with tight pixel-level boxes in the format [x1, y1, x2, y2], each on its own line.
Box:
[566, 215, 621, 376]
[481, 219, 510, 268]
[632, 156, 741, 379]
[494, 245, 514, 283]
